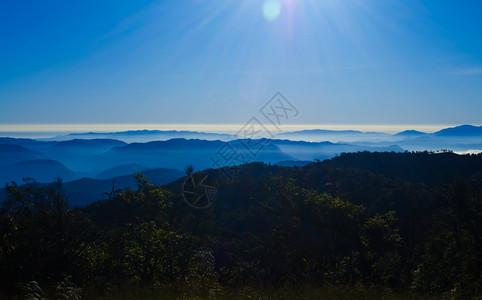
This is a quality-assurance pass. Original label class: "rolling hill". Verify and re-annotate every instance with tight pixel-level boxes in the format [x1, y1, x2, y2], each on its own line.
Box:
[0, 144, 44, 165]
[0, 167, 184, 206]
[0, 159, 77, 185]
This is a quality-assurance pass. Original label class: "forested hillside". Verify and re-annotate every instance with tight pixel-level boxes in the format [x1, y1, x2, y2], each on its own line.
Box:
[1, 152, 480, 299]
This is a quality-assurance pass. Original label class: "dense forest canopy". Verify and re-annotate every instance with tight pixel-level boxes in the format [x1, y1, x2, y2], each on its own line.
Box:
[1, 151, 481, 298]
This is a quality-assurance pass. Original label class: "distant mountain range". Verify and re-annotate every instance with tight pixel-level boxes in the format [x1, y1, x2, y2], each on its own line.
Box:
[433, 124, 482, 136]
[278, 124, 482, 140]
[278, 125, 482, 151]
[43, 130, 234, 143]
[0, 159, 77, 184]
[0, 167, 184, 207]
[0, 136, 406, 187]
[277, 129, 391, 142]
[0, 144, 44, 165]
[393, 130, 427, 137]
[29, 124, 482, 145]
[0, 124, 480, 205]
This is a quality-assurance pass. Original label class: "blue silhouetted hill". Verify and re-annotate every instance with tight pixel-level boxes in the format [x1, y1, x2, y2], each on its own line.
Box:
[0, 159, 77, 185]
[61, 167, 184, 206]
[95, 164, 150, 179]
[0, 167, 184, 206]
[96, 138, 293, 171]
[434, 124, 482, 136]
[393, 130, 428, 137]
[0, 144, 44, 165]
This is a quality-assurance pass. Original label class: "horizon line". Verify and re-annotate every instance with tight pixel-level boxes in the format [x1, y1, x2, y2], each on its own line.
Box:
[0, 123, 476, 136]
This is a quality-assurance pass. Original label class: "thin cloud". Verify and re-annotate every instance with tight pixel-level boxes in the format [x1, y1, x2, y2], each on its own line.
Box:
[450, 67, 482, 76]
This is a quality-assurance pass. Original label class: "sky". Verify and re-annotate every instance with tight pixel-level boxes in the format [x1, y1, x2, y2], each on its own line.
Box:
[0, 0, 481, 129]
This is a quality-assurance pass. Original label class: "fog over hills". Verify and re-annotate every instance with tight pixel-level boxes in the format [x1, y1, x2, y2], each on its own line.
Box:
[0, 136, 406, 186]
[0, 144, 45, 165]
[0, 159, 77, 184]
[0, 124, 480, 206]
[45, 130, 234, 143]
[393, 130, 428, 137]
[95, 164, 150, 179]
[434, 124, 482, 136]
[279, 125, 482, 152]
[0, 167, 184, 207]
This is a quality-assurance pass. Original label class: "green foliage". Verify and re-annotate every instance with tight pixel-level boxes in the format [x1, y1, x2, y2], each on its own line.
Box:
[410, 179, 482, 298]
[1, 152, 481, 298]
[24, 281, 45, 300]
[121, 221, 192, 287]
[56, 276, 82, 300]
[184, 248, 223, 298]
[0, 179, 94, 294]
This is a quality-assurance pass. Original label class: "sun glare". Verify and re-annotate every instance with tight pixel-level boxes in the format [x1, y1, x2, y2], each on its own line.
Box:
[263, 0, 282, 21]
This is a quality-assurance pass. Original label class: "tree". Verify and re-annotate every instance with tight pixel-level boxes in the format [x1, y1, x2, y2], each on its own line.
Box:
[0, 179, 93, 296]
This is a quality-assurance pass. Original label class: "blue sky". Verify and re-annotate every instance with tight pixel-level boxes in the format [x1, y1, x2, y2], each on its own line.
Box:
[0, 0, 481, 127]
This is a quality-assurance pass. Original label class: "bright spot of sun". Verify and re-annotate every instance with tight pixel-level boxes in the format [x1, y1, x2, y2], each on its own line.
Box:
[263, 0, 282, 21]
